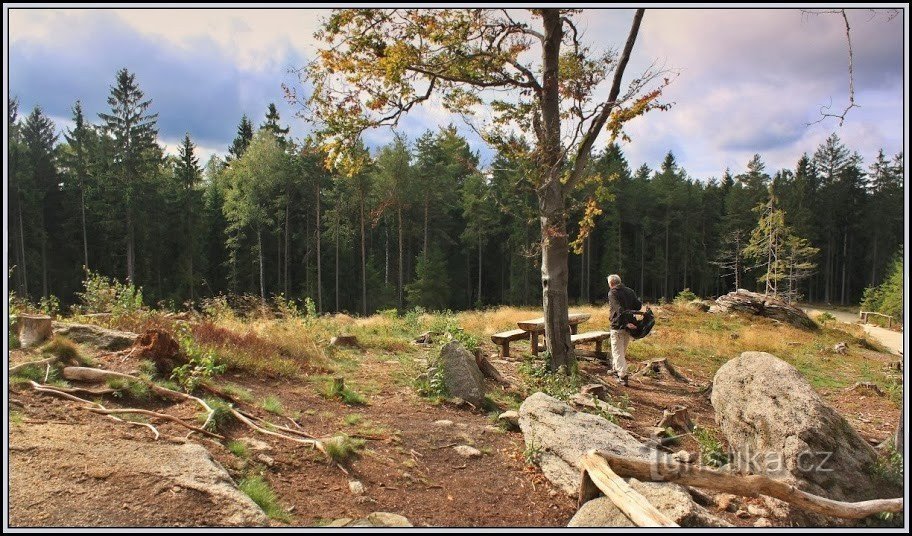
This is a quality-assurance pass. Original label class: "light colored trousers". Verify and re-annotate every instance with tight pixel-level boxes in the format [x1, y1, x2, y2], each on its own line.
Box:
[610, 329, 631, 377]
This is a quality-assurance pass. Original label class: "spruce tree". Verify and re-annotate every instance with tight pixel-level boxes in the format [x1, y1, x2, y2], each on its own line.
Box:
[175, 133, 203, 300]
[62, 100, 93, 271]
[98, 68, 159, 283]
[227, 115, 254, 161]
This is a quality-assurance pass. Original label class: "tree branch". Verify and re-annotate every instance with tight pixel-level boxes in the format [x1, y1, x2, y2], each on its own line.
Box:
[565, 9, 645, 190]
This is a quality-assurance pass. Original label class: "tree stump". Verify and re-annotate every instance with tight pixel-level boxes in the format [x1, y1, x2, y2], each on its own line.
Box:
[657, 406, 694, 433]
[18, 314, 53, 348]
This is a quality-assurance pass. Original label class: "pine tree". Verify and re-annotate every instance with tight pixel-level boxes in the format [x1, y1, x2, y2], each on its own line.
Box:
[98, 68, 159, 283]
[782, 233, 819, 304]
[744, 187, 789, 297]
[405, 247, 451, 310]
[61, 101, 95, 272]
[175, 133, 203, 300]
[227, 115, 254, 161]
[260, 103, 290, 146]
[21, 106, 59, 298]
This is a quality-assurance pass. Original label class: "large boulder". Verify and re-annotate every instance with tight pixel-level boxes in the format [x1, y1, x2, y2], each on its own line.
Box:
[437, 341, 485, 407]
[52, 322, 138, 351]
[709, 289, 816, 330]
[711, 352, 900, 503]
[518, 392, 659, 495]
[569, 480, 732, 527]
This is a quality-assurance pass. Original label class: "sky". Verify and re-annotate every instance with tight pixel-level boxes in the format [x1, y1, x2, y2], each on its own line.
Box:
[7, 7, 906, 180]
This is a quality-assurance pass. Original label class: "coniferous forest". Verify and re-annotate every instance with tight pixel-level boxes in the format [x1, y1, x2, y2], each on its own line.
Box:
[7, 68, 905, 314]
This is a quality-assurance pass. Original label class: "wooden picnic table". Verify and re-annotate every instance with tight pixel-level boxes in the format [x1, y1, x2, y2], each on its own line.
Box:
[517, 313, 591, 355]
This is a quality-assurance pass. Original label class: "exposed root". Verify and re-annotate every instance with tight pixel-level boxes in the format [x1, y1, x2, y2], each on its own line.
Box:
[633, 358, 691, 383]
[61, 367, 216, 431]
[85, 407, 220, 440]
[228, 408, 326, 455]
[28, 381, 161, 440]
[9, 355, 61, 375]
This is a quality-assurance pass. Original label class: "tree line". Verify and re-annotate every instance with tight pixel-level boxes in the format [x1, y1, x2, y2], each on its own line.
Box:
[7, 68, 904, 314]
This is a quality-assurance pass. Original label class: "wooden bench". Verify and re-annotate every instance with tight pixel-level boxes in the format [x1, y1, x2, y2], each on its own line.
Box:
[571, 331, 611, 360]
[491, 329, 529, 358]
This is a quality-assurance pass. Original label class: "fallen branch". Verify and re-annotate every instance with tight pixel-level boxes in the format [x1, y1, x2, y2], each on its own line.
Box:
[578, 451, 678, 527]
[228, 408, 326, 455]
[592, 450, 903, 520]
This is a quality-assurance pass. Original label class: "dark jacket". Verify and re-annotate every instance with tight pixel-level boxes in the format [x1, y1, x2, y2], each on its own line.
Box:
[608, 284, 642, 330]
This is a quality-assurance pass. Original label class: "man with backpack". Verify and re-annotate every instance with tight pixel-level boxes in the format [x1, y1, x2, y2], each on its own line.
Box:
[607, 274, 643, 386]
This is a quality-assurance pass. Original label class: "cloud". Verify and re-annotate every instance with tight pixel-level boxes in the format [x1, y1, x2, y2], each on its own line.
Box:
[10, 9, 310, 152]
[8, 8, 904, 179]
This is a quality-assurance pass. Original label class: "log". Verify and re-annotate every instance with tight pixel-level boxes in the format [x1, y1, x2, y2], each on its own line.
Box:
[592, 451, 903, 520]
[578, 451, 678, 527]
[474, 349, 510, 384]
[18, 314, 53, 348]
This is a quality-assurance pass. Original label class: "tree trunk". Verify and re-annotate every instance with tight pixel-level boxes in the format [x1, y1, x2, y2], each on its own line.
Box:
[258, 227, 265, 302]
[126, 207, 135, 283]
[398, 207, 404, 310]
[423, 194, 429, 262]
[539, 183, 574, 372]
[284, 198, 290, 296]
[335, 208, 340, 312]
[360, 195, 367, 315]
[81, 187, 89, 271]
[18, 193, 29, 296]
[316, 180, 322, 312]
[477, 233, 482, 306]
[840, 229, 847, 305]
[663, 219, 669, 300]
[639, 229, 645, 297]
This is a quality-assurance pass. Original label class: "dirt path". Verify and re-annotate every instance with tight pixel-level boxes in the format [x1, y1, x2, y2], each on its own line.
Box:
[803, 306, 904, 355]
[8, 419, 266, 527]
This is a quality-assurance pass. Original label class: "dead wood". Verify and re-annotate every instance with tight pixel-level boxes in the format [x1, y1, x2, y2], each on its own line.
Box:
[578, 451, 678, 527]
[591, 450, 903, 520]
[474, 349, 510, 384]
[656, 405, 694, 433]
[9, 355, 61, 374]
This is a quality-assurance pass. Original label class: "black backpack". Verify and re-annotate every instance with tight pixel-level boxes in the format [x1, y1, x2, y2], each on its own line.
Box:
[627, 307, 655, 339]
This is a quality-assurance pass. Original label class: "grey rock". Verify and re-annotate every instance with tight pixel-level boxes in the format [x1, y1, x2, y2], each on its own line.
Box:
[833, 342, 848, 354]
[453, 445, 482, 458]
[437, 341, 485, 407]
[254, 453, 274, 467]
[433, 419, 454, 427]
[709, 289, 817, 330]
[568, 480, 731, 527]
[238, 436, 272, 452]
[346, 512, 413, 527]
[672, 450, 697, 464]
[348, 480, 365, 495]
[497, 410, 519, 429]
[754, 517, 773, 527]
[711, 352, 900, 504]
[518, 392, 661, 496]
[52, 321, 137, 351]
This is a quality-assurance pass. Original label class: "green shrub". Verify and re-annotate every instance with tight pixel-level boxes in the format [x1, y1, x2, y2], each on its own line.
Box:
[861, 250, 903, 322]
[518, 353, 581, 401]
[238, 476, 291, 522]
[674, 288, 698, 303]
[171, 324, 226, 391]
[75, 269, 144, 316]
[107, 377, 150, 400]
[322, 378, 367, 405]
[693, 426, 727, 467]
[815, 312, 836, 326]
[201, 397, 236, 432]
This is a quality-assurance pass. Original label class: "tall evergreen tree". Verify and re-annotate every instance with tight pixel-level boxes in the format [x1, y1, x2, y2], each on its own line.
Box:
[97, 68, 159, 283]
[175, 133, 203, 300]
[227, 115, 254, 161]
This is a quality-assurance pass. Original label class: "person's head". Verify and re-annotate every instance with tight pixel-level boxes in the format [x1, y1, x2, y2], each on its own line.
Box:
[607, 274, 622, 288]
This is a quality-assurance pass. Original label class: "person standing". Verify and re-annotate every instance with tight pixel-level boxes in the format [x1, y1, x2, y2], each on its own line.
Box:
[606, 274, 642, 386]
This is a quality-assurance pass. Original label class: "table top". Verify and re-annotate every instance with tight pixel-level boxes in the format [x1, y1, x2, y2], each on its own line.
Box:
[517, 313, 591, 332]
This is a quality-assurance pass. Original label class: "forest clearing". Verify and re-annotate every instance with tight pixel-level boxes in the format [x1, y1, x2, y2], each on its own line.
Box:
[6, 6, 907, 531]
[7, 289, 904, 527]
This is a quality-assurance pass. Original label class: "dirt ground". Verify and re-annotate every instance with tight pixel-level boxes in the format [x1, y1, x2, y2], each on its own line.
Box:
[6, 312, 903, 528]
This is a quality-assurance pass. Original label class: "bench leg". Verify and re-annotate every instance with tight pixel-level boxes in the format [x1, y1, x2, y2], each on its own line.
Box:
[531, 333, 539, 355]
[571, 324, 578, 335]
[595, 340, 603, 360]
[501, 342, 510, 358]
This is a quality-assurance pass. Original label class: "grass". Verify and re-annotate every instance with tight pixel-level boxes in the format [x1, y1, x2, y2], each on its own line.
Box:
[693, 425, 728, 467]
[324, 434, 366, 463]
[40, 335, 93, 366]
[227, 440, 249, 458]
[238, 475, 291, 523]
[107, 377, 151, 400]
[261, 395, 285, 415]
[322, 378, 367, 405]
[201, 397, 237, 432]
[343, 413, 365, 426]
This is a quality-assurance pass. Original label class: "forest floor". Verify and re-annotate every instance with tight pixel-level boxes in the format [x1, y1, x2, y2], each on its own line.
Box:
[7, 303, 904, 527]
